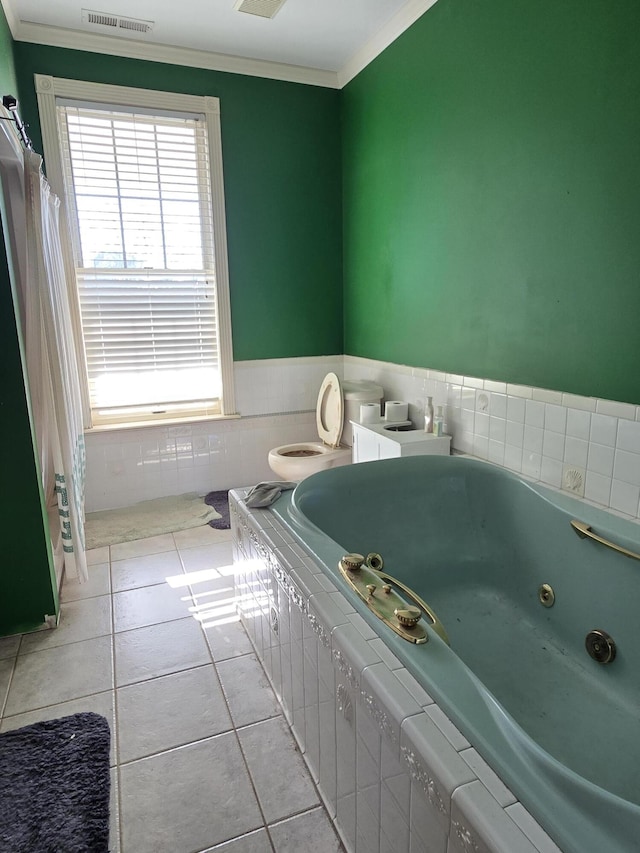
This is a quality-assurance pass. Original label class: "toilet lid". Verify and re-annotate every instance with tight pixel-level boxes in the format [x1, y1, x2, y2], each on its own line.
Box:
[316, 372, 343, 448]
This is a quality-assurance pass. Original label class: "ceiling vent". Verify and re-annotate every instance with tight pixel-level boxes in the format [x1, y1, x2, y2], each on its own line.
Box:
[233, 0, 288, 20]
[81, 9, 154, 34]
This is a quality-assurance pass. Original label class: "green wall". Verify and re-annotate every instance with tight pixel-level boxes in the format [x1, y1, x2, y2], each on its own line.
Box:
[13, 43, 343, 361]
[0, 34, 343, 635]
[0, 2, 17, 96]
[3, 0, 640, 634]
[0, 4, 58, 635]
[342, 0, 640, 403]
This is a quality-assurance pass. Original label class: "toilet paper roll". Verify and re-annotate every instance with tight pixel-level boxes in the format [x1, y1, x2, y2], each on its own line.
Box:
[360, 402, 381, 424]
[384, 401, 408, 422]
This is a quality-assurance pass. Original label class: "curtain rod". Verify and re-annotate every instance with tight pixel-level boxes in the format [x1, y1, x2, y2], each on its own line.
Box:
[1, 95, 34, 150]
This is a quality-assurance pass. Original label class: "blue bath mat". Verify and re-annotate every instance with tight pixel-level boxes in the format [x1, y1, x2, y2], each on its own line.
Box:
[0, 711, 111, 852]
[205, 490, 230, 529]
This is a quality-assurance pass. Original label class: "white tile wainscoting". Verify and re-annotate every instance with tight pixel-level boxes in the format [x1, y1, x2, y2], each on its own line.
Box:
[84, 356, 342, 511]
[231, 492, 562, 853]
[84, 411, 315, 513]
[85, 351, 640, 523]
[344, 356, 640, 523]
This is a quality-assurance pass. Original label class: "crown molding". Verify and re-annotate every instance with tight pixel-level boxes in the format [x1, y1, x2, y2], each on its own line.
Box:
[12, 20, 341, 89]
[337, 0, 439, 88]
[3, 0, 439, 90]
[1, 0, 19, 37]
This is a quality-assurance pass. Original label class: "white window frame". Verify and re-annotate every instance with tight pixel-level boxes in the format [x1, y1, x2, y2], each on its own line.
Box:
[35, 74, 236, 428]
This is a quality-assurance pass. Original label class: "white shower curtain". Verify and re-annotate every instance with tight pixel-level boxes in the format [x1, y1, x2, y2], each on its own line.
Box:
[22, 150, 88, 583]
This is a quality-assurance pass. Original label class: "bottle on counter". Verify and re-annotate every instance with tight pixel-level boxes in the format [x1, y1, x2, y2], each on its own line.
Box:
[424, 396, 434, 433]
[433, 405, 445, 436]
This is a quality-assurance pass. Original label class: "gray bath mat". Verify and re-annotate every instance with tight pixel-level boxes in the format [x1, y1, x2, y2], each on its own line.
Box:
[204, 490, 230, 529]
[0, 712, 111, 852]
[85, 492, 222, 548]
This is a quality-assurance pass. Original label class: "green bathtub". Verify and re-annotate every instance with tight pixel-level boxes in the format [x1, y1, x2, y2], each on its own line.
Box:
[271, 454, 640, 853]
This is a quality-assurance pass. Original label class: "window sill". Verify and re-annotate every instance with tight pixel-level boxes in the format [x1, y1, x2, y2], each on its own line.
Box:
[85, 412, 241, 434]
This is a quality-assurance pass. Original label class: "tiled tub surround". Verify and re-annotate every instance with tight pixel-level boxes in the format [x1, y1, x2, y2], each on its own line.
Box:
[230, 491, 565, 853]
[281, 455, 640, 853]
[344, 356, 640, 522]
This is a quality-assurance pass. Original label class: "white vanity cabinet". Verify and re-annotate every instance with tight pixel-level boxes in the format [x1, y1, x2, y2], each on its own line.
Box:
[351, 421, 451, 464]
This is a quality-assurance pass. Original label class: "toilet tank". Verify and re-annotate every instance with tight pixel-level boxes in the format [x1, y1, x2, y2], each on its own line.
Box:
[342, 380, 383, 447]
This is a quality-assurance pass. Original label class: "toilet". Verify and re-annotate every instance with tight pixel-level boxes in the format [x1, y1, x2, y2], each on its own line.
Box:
[268, 373, 383, 481]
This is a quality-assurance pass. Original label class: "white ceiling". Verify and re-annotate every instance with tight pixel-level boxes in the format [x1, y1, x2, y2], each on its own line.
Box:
[2, 0, 437, 87]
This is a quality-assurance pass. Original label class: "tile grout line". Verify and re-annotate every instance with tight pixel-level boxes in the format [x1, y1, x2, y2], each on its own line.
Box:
[0, 687, 115, 723]
[235, 610, 348, 852]
[117, 660, 227, 694]
[113, 612, 196, 637]
[15, 596, 115, 656]
[189, 570, 277, 852]
[110, 546, 124, 853]
[0, 650, 18, 720]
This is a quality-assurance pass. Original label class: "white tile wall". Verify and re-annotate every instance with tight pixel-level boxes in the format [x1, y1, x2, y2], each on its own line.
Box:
[85, 351, 640, 524]
[344, 356, 640, 523]
[85, 409, 320, 511]
[84, 354, 342, 510]
[234, 356, 343, 417]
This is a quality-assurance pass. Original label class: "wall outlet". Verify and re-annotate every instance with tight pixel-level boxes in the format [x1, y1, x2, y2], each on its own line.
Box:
[562, 464, 585, 497]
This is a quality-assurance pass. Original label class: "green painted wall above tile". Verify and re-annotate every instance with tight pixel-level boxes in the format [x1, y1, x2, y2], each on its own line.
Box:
[12, 43, 343, 362]
[342, 0, 640, 403]
[0, 4, 17, 96]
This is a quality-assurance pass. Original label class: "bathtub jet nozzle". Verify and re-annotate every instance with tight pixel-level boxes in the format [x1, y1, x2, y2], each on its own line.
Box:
[585, 629, 616, 664]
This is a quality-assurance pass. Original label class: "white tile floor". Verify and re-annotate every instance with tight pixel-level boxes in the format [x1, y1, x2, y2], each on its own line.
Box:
[0, 525, 346, 853]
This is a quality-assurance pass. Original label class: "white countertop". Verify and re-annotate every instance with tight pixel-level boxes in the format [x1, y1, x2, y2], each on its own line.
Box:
[351, 420, 451, 445]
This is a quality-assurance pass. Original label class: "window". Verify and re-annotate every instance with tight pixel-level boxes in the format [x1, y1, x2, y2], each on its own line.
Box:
[36, 76, 235, 427]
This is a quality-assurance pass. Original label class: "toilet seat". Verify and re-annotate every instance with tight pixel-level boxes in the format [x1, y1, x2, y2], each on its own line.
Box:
[268, 373, 382, 481]
[316, 372, 343, 448]
[268, 442, 352, 480]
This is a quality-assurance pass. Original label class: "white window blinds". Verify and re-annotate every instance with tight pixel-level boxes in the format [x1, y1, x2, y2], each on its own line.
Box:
[57, 102, 221, 423]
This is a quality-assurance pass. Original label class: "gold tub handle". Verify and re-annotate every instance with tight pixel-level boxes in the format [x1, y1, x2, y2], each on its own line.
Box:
[373, 570, 450, 646]
[570, 519, 640, 561]
[338, 555, 450, 645]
